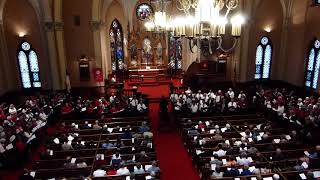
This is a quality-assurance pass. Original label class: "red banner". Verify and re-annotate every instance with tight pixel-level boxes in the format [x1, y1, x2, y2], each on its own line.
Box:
[93, 68, 103, 82]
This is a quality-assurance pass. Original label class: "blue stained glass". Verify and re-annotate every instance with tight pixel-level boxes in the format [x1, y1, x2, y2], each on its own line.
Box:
[117, 48, 123, 60]
[255, 45, 263, 65]
[315, 40, 320, 49]
[256, 65, 261, 74]
[18, 51, 31, 88]
[21, 42, 30, 51]
[110, 19, 123, 71]
[261, 37, 269, 45]
[33, 82, 41, 88]
[308, 49, 315, 71]
[307, 71, 312, 80]
[255, 45, 263, 79]
[29, 50, 39, 72]
[255, 37, 272, 79]
[33, 73, 39, 81]
[169, 33, 182, 69]
[306, 81, 311, 87]
[262, 45, 272, 78]
[312, 52, 320, 89]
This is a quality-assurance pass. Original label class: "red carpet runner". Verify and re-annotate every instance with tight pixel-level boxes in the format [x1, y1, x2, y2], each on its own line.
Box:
[149, 103, 200, 180]
[128, 78, 200, 180]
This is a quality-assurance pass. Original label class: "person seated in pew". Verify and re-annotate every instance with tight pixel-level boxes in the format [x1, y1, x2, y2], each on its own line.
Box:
[61, 140, 73, 151]
[63, 156, 76, 169]
[185, 87, 192, 95]
[247, 144, 258, 155]
[137, 121, 149, 134]
[125, 154, 136, 164]
[101, 138, 115, 149]
[212, 131, 223, 141]
[57, 122, 68, 133]
[138, 121, 153, 139]
[106, 167, 117, 176]
[115, 137, 124, 148]
[61, 102, 73, 114]
[223, 164, 240, 177]
[293, 159, 308, 171]
[174, 99, 183, 112]
[273, 174, 280, 180]
[210, 154, 223, 166]
[86, 140, 96, 149]
[76, 159, 88, 168]
[188, 126, 200, 136]
[70, 123, 79, 131]
[309, 145, 320, 159]
[190, 101, 199, 114]
[18, 168, 34, 180]
[199, 100, 208, 113]
[272, 148, 286, 161]
[121, 126, 133, 139]
[148, 171, 159, 180]
[137, 151, 151, 162]
[137, 100, 147, 113]
[228, 98, 238, 112]
[93, 120, 102, 129]
[93, 165, 107, 177]
[134, 162, 145, 174]
[240, 165, 252, 176]
[146, 161, 161, 173]
[211, 166, 224, 179]
[74, 138, 85, 150]
[82, 121, 92, 129]
[237, 153, 251, 166]
[116, 162, 130, 176]
[226, 156, 237, 166]
[225, 142, 238, 156]
[224, 123, 232, 132]
[110, 150, 122, 168]
[213, 144, 226, 157]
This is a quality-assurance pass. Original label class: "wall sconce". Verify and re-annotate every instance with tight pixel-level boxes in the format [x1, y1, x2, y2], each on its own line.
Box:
[18, 32, 26, 38]
[264, 27, 272, 33]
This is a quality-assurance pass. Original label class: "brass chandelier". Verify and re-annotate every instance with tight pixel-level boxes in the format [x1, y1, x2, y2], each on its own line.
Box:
[145, 0, 245, 52]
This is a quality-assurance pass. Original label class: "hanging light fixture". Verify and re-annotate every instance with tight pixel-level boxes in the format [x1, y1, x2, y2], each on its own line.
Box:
[144, 0, 171, 33]
[174, 0, 245, 52]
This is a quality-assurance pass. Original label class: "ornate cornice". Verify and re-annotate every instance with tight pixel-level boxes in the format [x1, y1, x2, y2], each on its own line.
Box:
[90, 21, 105, 31]
[43, 21, 55, 32]
[43, 21, 64, 32]
[54, 22, 64, 31]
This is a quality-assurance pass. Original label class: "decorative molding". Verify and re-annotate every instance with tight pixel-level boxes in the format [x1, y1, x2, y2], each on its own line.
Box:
[90, 21, 105, 31]
[54, 22, 64, 31]
[43, 21, 55, 32]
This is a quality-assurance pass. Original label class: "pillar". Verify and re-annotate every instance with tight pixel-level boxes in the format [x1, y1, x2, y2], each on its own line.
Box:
[43, 21, 61, 90]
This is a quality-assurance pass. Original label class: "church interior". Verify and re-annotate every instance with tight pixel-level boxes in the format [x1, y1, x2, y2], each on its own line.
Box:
[0, 0, 320, 179]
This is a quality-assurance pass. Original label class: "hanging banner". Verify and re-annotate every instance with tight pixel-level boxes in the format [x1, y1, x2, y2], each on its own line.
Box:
[93, 68, 104, 82]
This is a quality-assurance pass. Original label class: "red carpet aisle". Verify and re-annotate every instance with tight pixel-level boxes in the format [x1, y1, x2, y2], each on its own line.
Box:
[124, 77, 200, 180]
[149, 103, 200, 180]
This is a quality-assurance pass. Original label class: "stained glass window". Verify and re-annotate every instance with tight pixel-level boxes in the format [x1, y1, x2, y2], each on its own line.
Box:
[305, 39, 320, 89]
[109, 19, 123, 71]
[255, 36, 273, 79]
[169, 32, 182, 69]
[136, 3, 153, 21]
[17, 41, 41, 89]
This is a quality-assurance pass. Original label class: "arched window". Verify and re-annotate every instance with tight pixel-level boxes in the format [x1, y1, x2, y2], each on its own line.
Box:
[110, 19, 124, 71]
[17, 40, 41, 89]
[169, 32, 182, 69]
[305, 39, 320, 89]
[255, 36, 273, 79]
